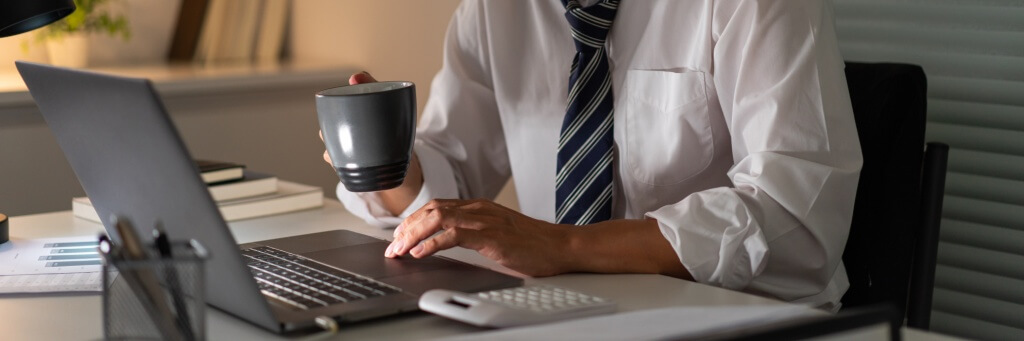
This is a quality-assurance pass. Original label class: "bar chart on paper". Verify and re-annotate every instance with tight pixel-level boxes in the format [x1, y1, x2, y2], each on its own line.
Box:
[0, 236, 108, 294]
[0, 236, 102, 275]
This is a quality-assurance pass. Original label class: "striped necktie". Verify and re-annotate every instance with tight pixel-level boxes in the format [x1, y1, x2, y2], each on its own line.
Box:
[556, 0, 620, 225]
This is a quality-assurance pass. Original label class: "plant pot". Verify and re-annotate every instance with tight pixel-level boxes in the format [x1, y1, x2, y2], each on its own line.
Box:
[46, 34, 90, 68]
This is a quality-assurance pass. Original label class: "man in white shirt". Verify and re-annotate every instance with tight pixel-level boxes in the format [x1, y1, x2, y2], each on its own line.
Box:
[324, 0, 862, 311]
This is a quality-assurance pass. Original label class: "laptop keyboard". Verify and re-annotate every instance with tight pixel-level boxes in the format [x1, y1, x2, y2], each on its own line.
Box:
[242, 246, 400, 311]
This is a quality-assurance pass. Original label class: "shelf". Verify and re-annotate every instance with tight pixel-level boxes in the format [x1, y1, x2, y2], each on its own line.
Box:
[0, 61, 356, 108]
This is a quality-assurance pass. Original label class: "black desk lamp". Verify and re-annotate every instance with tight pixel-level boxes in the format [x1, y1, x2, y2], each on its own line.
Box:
[0, 0, 75, 243]
[0, 0, 76, 38]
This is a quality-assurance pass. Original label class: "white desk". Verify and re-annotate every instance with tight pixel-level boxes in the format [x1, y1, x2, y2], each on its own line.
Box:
[0, 201, 953, 340]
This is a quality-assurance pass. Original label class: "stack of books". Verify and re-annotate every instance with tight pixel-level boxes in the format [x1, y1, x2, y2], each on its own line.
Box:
[73, 160, 323, 222]
[168, 0, 290, 64]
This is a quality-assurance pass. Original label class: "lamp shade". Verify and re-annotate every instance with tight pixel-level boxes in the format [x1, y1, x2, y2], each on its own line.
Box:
[0, 0, 76, 38]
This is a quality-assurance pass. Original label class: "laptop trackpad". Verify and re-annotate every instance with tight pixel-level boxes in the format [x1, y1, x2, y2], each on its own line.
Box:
[257, 230, 381, 254]
[302, 242, 452, 279]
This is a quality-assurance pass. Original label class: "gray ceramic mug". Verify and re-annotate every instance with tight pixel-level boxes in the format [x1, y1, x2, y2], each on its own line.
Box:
[316, 81, 416, 192]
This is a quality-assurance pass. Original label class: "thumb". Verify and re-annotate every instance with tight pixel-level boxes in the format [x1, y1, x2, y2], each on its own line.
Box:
[348, 71, 378, 85]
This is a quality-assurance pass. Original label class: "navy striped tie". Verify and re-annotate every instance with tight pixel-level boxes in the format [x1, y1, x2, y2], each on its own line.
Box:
[556, 0, 619, 225]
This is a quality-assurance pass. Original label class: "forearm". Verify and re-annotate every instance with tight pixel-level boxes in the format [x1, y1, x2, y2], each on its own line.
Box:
[377, 154, 424, 215]
[564, 218, 692, 280]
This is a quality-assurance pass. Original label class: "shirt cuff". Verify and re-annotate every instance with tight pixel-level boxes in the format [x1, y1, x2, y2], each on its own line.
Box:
[336, 140, 461, 228]
[646, 188, 769, 290]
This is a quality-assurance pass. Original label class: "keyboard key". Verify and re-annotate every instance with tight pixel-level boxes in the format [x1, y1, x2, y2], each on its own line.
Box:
[243, 246, 400, 311]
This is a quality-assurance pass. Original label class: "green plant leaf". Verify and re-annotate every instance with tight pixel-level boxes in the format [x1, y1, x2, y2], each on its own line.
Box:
[26, 0, 132, 50]
[65, 7, 87, 31]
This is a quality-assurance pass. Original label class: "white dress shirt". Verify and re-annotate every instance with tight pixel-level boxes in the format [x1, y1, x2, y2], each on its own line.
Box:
[337, 0, 862, 311]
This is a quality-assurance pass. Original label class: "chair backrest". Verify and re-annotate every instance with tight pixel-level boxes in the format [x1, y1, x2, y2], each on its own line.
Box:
[908, 141, 947, 329]
[841, 62, 929, 319]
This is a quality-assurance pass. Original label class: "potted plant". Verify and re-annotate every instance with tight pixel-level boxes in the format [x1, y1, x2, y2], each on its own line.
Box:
[26, 0, 130, 67]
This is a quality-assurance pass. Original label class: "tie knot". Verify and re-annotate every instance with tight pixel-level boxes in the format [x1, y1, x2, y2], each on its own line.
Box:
[563, 0, 620, 51]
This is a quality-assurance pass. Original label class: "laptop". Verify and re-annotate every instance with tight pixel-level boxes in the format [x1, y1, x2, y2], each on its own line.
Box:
[16, 61, 522, 333]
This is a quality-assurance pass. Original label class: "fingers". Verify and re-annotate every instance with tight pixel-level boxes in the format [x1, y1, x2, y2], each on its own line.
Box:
[387, 209, 482, 257]
[385, 199, 492, 258]
[385, 200, 455, 258]
[409, 227, 486, 258]
[348, 71, 377, 85]
[320, 130, 334, 166]
[393, 221, 404, 238]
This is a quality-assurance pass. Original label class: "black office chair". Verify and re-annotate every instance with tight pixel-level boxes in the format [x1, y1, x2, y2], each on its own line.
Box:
[839, 62, 949, 330]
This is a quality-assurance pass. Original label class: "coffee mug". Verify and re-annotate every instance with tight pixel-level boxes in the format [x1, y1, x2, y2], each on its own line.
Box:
[316, 81, 416, 192]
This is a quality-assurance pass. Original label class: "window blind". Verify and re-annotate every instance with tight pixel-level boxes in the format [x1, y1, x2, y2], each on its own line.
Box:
[832, 1, 1024, 340]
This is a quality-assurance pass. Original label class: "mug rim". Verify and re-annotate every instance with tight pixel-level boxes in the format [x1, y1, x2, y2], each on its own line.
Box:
[316, 81, 414, 97]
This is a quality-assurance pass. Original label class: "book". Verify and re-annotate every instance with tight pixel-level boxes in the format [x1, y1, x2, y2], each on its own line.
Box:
[222, 0, 262, 62]
[194, 0, 230, 62]
[208, 170, 277, 201]
[194, 0, 263, 63]
[167, 0, 210, 62]
[253, 0, 289, 63]
[73, 180, 324, 223]
[215, 180, 322, 221]
[191, 0, 286, 63]
[196, 159, 245, 184]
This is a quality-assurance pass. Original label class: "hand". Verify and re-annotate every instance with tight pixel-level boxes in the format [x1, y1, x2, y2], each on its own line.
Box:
[386, 199, 693, 279]
[385, 199, 573, 277]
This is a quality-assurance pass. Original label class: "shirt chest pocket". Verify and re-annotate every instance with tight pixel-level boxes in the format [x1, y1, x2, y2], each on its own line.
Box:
[621, 70, 714, 186]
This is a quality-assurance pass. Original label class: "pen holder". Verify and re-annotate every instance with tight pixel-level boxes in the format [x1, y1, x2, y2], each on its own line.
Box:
[102, 241, 207, 341]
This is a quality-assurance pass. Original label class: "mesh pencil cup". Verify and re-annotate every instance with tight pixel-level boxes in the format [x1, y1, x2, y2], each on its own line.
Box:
[102, 240, 207, 341]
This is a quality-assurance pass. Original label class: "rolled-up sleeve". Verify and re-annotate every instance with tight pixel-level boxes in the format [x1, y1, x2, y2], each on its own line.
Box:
[337, 0, 509, 227]
[648, 0, 862, 308]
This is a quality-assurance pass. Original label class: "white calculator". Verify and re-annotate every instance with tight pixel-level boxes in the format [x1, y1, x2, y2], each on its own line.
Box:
[419, 285, 617, 328]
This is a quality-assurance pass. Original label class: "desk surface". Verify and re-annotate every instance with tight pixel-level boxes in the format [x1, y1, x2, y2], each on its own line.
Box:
[0, 201, 952, 340]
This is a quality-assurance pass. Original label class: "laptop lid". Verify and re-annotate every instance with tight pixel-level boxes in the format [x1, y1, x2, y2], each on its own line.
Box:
[16, 61, 280, 330]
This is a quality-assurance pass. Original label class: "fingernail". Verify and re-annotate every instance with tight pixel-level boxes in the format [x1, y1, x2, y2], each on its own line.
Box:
[384, 242, 394, 257]
[360, 70, 369, 75]
[392, 240, 405, 255]
[410, 244, 424, 257]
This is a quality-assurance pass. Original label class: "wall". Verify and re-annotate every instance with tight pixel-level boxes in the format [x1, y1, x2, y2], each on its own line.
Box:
[833, 1, 1024, 339]
[0, 73, 345, 216]
[0, 0, 180, 72]
[290, 0, 461, 113]
[0, 0, 182, 216]
[0, 0, 518, 216]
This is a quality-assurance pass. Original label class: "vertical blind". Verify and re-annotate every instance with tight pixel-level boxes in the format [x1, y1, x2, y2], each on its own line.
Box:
[832, 0, 1024, 340]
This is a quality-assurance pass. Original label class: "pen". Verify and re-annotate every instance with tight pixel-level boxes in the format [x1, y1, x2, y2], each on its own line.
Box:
[113, 217, 147, 261]
[154, 224, 194, 340]
[97, 233, 121, 291]
[111, 217, 185, 341]
[97, 233, 119, 260]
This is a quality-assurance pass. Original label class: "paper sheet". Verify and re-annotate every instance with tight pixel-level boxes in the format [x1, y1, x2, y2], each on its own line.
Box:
[0, 272, 111, 294]
[0, 236, 102, 275]
[433, 305, 819, 341]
